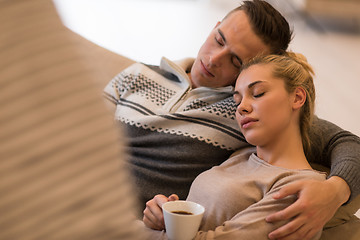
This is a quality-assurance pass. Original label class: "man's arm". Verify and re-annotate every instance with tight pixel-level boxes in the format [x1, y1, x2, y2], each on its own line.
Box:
[307, 116, 360, 202]
[266, 177, 350, 240]
[266, 116, 360, 240]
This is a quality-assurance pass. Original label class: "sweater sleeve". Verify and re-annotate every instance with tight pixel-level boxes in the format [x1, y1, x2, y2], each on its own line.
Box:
[307, 116, 360, 202]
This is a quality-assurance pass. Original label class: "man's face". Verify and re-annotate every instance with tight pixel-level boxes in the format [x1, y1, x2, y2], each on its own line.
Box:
[189, 10, 271, 88]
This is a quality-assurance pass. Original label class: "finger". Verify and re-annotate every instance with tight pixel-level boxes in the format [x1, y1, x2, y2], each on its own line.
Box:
[146, 205, 166, 230]
[302, 227, 321, 240]
[168, 194, 179, 201]
[143, 206, 161, 228]
[144, 197, 166, 227]
[266, 201, 302, 222]
[273, 181, 303, 200]
[143, 208, 162, 230]
[268, 216, 305, 240]
[150, 203, 165, 223]
[154, 194, 170, 208]
[275, 226, 312, 240]
[290, 223, 323, 240]
[143, 214, 164, 230]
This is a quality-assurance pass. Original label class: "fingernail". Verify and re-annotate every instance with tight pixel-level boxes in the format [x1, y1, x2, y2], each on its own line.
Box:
[272, 193, 280, 199]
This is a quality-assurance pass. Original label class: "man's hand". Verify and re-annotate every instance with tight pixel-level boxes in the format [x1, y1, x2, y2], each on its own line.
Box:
[266, 176, 350, 240]
[143, 194, 179, 230]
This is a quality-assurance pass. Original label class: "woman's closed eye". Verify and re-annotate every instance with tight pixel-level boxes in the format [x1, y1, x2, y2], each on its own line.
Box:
[235, 101, 241, 107]
[254, 92, 265, 98]
[233, 94, 242, 107]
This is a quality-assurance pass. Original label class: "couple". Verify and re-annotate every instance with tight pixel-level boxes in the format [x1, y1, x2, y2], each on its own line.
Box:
[104, 0, 359, 239]
[143, 50, 324, 239]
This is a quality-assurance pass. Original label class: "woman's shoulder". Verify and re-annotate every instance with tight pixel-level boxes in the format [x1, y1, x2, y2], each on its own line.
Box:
[270, 167, 327, 192]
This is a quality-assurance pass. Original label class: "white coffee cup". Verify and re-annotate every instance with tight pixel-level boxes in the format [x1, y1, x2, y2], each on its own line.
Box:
[162, 200, 205, 240]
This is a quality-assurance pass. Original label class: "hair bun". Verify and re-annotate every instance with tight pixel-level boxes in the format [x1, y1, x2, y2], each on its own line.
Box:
[286, 52, 314, 75]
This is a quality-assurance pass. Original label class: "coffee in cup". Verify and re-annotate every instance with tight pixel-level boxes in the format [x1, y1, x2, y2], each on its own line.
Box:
[162, 200, 205, 240]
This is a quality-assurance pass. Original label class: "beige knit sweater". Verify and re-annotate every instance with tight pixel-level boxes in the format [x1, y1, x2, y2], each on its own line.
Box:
[145, 147, 326, 240]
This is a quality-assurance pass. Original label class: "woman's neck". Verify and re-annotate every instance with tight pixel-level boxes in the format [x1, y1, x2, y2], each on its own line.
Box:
[256, 125, 312, 170]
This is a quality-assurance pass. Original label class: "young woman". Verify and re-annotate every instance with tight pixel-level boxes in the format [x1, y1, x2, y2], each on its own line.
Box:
[142, 52, 326, 240]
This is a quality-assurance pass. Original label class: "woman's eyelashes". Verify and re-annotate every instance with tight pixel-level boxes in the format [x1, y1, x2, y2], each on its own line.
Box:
[233, 95, 241, 108]
[254, 92, 265, 98]
[233, 91, 264, 107]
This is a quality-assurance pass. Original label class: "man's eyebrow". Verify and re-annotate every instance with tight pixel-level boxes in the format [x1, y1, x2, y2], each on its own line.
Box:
[218, 29, 243, 65]
[218, 29, 227, 43]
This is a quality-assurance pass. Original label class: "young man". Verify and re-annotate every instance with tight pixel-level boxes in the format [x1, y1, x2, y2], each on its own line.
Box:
[104, 0, 360, 239]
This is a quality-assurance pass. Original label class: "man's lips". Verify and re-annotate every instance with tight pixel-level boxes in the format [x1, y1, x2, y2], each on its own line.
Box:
[200, 60, 215, 77]
[240, 117, 258, 129]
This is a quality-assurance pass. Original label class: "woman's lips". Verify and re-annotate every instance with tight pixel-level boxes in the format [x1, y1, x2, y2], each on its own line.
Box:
[240, 117, 258, 129]
[200, 60, 215, 77]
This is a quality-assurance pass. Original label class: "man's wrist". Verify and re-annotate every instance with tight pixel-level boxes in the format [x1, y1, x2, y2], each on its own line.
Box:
[327, 176, 351, 205]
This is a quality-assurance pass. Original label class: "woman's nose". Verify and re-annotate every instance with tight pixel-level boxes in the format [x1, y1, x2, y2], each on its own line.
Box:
[237, 100, 251, 115]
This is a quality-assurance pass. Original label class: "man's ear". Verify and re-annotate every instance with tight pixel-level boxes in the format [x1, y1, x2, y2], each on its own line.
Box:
[292, 87, 306, 110]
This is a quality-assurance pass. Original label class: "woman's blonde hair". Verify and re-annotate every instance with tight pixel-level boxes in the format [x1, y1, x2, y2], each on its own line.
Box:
[241, 52, 315, 154]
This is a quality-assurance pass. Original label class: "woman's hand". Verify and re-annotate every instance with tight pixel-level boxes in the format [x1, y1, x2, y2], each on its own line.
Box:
[266, 177, 350, 240]
[143, 194, 179, 230]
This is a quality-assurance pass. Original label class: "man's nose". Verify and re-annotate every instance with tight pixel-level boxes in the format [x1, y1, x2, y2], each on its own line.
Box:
[209, 49, 226, 67]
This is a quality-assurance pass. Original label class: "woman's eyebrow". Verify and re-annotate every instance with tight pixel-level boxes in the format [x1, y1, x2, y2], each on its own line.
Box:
[233, 81, 265, 94]
[248, 80, 264, 89]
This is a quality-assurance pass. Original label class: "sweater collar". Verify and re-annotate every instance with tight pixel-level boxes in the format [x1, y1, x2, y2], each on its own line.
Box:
[160, 57, 192, 88]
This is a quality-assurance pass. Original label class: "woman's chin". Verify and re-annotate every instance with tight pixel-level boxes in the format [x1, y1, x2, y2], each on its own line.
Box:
[243, 133, 264, 147]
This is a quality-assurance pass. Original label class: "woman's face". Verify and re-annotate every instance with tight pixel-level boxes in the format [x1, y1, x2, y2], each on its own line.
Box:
[233, 64, 296, 147]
